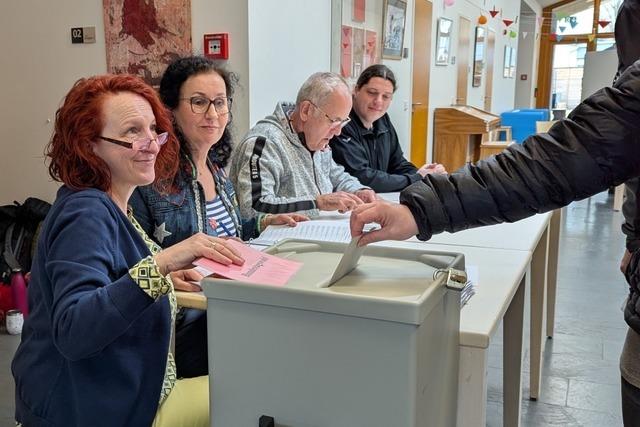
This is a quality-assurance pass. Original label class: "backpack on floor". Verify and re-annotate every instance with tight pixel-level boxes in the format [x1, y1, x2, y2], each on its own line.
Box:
[0, 197, 51, 283]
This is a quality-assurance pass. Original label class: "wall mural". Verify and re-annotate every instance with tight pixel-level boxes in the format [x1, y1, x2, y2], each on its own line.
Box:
[103, 0, 192, 86]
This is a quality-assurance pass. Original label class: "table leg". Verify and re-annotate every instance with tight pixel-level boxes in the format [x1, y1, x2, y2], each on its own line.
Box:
[457, 346, 488, 427]
[614, 184, 625, 211]
[529, 227, 549, 400]
[504, 275, 525, 427]
[546, 209, 562, 338]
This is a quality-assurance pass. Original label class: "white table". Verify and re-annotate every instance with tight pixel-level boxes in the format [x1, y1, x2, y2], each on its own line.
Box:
[378, 193, 557, 401]
[423, 214, 552, 402]
[372, 239, 529, 427]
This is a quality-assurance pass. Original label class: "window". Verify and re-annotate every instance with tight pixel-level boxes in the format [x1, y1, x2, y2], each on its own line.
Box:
[551, 43, 587, 111]
[552, 0, 593, 36]
[596, 38, 616, 51]
[598, 0, 622, 33]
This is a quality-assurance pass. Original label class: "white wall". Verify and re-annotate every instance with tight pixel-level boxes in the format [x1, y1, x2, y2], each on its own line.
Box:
[0, 0, 252, 205]
[192, 0, 250, 136]
[382, 3, 415, 155]
[247, 0, 332, 126]
[0, 1, 107, 204]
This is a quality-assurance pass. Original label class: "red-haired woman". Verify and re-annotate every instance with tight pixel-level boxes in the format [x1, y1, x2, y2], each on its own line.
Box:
[11, 74, 238, 427]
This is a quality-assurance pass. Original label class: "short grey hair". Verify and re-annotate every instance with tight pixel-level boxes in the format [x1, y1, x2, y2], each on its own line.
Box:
[295, 72, 350, 107]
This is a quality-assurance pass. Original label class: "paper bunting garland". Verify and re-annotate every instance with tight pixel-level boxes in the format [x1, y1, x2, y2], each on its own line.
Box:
[489, 7, 499, 18]
[478, 15, 488, 25]
[522, 31, 528, 39]
[569, 16, 578, 28]
[598, 20, 611, 28]
[509, 30, 517, 38]
[559, 25, 566, 33]
[556, 34, 564, 42]
[537, 16, 544, 27]
[587, 34, 596, 42]
[444, 0, 455, 6]
[503, 19, 513, 27]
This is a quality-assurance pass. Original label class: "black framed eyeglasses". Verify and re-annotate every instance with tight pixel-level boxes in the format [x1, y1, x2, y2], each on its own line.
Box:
[307, 100, 351, 129]
[180, 96, 232, 115]
[99, 132, 169, 151]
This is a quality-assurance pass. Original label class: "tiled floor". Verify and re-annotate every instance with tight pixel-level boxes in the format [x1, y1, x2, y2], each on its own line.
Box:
[0, 191, 629, 426]
[485, 191, 628, 426]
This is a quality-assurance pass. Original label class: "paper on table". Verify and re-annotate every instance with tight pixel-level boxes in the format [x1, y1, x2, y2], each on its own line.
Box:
[193, 239, 302, 286]
[253, 220, 377, 246]
[322, 236, 366, 288]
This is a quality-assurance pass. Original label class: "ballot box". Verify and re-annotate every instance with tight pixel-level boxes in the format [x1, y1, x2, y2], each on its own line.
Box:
[203, 240, 465, 427]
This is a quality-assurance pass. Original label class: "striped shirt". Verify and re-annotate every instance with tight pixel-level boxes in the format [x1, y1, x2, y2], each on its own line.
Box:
[205, 195, 237, 237]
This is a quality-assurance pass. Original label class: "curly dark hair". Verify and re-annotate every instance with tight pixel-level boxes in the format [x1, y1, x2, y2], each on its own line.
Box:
[159, 56, 239, 176]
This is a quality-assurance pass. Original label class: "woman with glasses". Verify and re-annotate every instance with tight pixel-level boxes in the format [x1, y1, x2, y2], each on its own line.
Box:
[12, 74, 243, 426]
[129, 56, 307, 379]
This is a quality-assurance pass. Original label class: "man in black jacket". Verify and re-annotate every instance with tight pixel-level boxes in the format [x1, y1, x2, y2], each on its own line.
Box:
[611, 1, 640, 423]
[618, 0, 640, 270]
[330, 64, 445, 193]
[349, 55, 640, 425]
[350, 57, 640, 244]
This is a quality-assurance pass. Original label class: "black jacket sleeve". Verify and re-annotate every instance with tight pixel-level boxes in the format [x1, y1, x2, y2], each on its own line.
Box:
[401, 59, 640, 241]
[331, 121, 421, 193]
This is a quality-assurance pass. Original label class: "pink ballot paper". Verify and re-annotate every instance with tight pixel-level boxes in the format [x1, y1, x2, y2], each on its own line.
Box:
[193, 240, 302, 286]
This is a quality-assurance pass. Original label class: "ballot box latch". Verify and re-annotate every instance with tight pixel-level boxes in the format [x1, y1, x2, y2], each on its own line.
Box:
[434, 268, 467, 291]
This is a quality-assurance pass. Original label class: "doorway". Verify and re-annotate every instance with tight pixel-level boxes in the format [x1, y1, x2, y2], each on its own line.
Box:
[456, 16, 471, 105]
[550, 42, 587, 111]
[514, 0, 538, 108]
[484, 29, 496, 111]
[410, 0, 432, 165]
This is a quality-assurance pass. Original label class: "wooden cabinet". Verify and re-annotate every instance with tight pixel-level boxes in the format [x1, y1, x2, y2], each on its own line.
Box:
[434, 106, 500, 172]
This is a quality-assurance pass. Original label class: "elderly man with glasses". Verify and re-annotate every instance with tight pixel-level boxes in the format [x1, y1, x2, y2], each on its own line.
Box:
[230, 72, 376, 218]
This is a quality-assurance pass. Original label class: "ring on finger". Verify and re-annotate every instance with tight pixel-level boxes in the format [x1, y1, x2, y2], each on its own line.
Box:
[209, 241, 217, 250]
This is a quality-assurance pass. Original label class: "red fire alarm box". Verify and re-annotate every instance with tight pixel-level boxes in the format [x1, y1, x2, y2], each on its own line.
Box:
[204, 33, 229, 59]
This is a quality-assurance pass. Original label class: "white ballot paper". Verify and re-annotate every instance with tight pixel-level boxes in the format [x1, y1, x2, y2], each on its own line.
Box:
[252, 220, 378, 246]
[322, 236, 366, 288]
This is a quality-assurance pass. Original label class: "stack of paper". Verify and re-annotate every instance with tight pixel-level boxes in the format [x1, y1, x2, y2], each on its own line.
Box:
[460, 265, 478, 308]
[460, 281, 475, 308]
[252, 220, 354, 245]
[194, 239, 302, 287]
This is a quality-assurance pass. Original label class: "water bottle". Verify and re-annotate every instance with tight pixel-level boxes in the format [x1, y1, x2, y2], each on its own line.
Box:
[10, 269, 28, 319]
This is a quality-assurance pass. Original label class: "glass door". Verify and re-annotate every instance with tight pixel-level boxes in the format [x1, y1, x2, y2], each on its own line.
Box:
[550, 42, 587, 112]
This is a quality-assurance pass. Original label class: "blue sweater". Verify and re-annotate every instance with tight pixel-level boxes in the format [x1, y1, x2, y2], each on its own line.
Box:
[12, 187, 170, 427]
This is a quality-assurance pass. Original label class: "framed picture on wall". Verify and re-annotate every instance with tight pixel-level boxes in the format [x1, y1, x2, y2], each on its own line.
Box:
[435, 17, 453, 66]
[382, 0, 407, 60]
[353, 0, 366, 22]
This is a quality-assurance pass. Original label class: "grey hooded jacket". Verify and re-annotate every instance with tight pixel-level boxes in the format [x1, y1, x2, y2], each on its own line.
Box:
[229, 102, 367, 217]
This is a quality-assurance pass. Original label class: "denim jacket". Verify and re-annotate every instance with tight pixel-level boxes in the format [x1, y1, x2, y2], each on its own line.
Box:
[129, 155, 258, 248]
